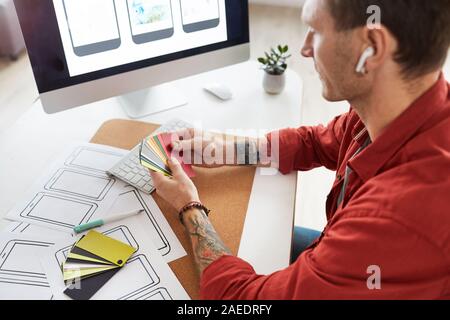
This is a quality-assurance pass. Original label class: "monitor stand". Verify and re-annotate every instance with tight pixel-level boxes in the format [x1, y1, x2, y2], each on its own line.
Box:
[118, 83, 188, 119]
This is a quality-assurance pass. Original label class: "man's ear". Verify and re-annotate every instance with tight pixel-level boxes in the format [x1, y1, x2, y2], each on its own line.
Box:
[362, 26, 394, 74]
[356, 47, 375, 74]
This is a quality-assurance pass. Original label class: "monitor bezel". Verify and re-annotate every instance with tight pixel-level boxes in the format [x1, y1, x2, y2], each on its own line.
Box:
[14, 0, 250, 94]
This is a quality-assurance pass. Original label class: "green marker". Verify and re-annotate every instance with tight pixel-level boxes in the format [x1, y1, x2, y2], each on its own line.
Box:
[73, 209, 145, 234]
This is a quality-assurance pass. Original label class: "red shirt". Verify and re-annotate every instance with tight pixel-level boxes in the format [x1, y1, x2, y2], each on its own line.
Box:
[200, 75, 450, 300]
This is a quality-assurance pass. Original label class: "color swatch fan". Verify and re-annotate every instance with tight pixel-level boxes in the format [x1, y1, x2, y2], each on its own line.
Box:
[61, 230, 137, 300]
[139, 133, 195, 178]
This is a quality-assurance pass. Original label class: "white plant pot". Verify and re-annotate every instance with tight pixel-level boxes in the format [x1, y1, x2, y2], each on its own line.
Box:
[263, 71, 286, 95]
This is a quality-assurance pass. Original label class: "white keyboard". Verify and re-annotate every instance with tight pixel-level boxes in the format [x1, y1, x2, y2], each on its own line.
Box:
[107, 119, 193, 194]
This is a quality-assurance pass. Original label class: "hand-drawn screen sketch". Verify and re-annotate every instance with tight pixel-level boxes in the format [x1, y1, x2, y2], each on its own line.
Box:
[95, 254, 161, 300]
[5, 221, 72, 239]
[20, 192, 98, 229]
[112, 187, 171, 256]
[0, 233, 56, 300]
[6, 143, 126, 232]
[44, 169, 115, 201]
[134, 287, 172, 300]
[6, 143, 186, 262]
[42, 220, 189, 300]
[65, 146, 125, 173]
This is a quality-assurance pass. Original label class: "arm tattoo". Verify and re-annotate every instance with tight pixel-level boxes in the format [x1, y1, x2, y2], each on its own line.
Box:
[183, 209, 231, 274]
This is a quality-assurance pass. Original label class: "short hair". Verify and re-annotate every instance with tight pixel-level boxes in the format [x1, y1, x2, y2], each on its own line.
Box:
[327, 0, 450, 78]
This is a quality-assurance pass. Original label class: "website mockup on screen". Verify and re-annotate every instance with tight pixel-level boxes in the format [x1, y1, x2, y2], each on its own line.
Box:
[128, 0, 174, 37]
[180, 0, 219, 25]
[53, 0, 228, 77]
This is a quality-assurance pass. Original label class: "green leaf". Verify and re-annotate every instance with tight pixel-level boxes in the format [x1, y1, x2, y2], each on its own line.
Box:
[260, 45, 290, 67]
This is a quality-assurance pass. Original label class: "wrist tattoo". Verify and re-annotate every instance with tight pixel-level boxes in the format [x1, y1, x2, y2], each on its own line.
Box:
[236, 139, 260, 165]
[183, 209, 231, 274]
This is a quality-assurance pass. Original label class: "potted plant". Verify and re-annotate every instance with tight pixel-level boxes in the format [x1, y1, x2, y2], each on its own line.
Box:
[258, 45, 291, 94]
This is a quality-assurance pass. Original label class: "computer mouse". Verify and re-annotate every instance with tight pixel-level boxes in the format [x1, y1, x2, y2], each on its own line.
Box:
[203, 83, 233, 101]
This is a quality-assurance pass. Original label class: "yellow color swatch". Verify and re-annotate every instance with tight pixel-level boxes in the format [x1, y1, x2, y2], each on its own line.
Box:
[63, 266, 118, 281]
[75, 230, 137, 267]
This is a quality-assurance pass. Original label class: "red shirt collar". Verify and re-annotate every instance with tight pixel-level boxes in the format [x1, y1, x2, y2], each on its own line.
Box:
[349, 74, 449, 182]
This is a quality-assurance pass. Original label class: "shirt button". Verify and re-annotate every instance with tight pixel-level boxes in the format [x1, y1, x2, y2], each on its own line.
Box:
[337, 174, 342, 180]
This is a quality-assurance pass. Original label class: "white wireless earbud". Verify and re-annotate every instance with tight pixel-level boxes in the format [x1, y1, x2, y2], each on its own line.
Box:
[355, 47, 375, 74]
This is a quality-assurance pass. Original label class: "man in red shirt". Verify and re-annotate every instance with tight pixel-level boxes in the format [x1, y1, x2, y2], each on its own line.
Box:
[150, 0, 450, 299]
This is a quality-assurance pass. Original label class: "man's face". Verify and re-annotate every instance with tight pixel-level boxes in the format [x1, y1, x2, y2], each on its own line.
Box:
[301, 0, 367, 102]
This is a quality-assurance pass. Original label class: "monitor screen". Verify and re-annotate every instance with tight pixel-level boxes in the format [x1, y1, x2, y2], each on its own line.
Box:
[14, 0, 249, 94]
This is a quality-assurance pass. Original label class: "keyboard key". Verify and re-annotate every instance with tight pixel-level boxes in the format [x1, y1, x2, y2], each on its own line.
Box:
[125, 172, 134, 180]
[112, 167, 121, 174]
[130, 175, 141, 184]
[137, 180, 146, 188]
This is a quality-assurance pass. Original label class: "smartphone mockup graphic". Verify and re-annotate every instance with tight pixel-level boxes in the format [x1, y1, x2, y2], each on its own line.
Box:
[44, 169, 115, 201]
[64, 146, 124, 173]
[180, 0, 220, 33]
[0, 239, 52, 286]
[62, 0, 121, 56]
[127, 0, 174, 44]
[20, 193, 98, 229]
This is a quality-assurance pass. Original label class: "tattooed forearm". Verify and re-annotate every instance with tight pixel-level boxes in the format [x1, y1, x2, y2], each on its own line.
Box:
[182, 208, 231, 274]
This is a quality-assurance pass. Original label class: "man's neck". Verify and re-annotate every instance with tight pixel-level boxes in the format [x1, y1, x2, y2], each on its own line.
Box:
[351, 71, 441, 141]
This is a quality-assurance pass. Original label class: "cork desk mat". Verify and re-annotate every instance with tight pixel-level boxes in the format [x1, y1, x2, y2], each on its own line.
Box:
[90, 119, 256, 299]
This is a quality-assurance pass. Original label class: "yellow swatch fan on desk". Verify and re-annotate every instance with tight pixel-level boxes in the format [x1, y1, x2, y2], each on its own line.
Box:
[61, 230, 137, 300]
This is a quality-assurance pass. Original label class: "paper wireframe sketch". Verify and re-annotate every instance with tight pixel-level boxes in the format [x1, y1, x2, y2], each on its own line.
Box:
[105, 185, 186, 263]
[41, 217, 190, 300]
[6, 142, 186, 262]
[6, 143, 126, 233]
[5, 221, 74, 239]
[0, 232, 65, 300]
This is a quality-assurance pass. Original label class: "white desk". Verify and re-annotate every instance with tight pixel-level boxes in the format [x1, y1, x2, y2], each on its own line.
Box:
[0, 61, 302, 274]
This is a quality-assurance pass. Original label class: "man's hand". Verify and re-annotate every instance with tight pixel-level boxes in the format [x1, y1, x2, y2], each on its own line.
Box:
[170, 128, 272, 168]
[150, 156, 231, 275]
[170, 128, 231, 168]
[149, 157, 200, 212]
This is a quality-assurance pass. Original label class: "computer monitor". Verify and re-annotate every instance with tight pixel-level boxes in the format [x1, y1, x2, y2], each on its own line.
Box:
[14, 0, 249, 118]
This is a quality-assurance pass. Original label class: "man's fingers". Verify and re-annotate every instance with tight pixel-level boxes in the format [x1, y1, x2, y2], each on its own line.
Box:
[168, 157, 185, 179]
[173, 135, 214, 152]
[172, 139, 193, 152]
[170, 128, 195, 146]
[149, 170, 169, 186]
[171, 140, 196, 166]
